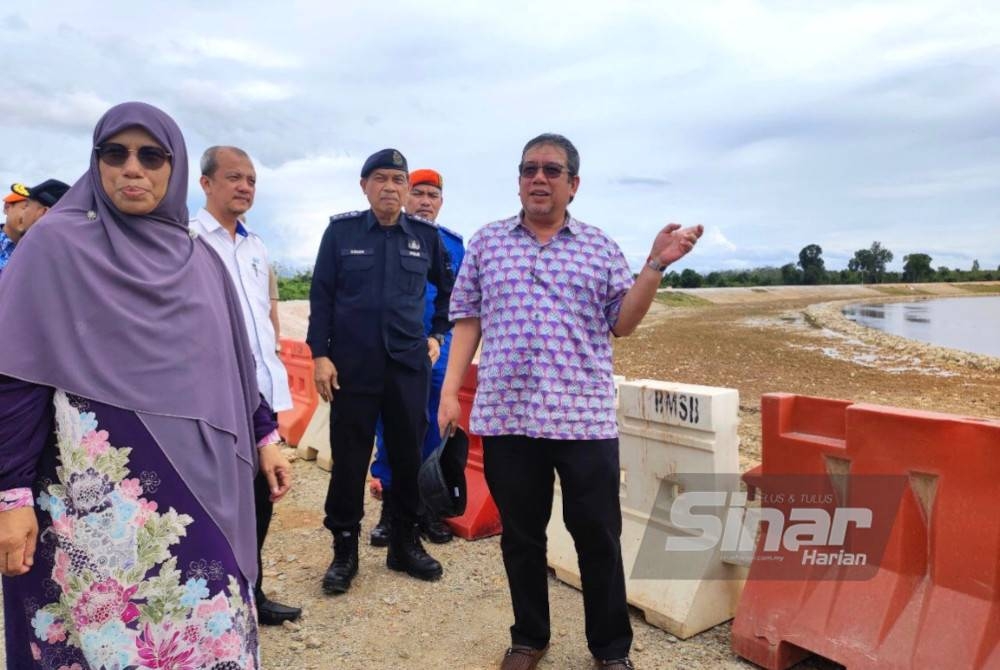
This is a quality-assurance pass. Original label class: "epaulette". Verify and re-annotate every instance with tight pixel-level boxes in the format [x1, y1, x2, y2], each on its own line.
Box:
[407, 213, 438, 228]
[329, 211, 362, 223]
[437, 224, 463, 241]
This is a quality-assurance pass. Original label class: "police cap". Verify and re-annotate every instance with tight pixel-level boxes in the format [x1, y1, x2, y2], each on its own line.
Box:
[418, 427, 469, 518]
[5, 182, 29, 204]
[22, 179, 71, 207]
[361, 148, 408, 179]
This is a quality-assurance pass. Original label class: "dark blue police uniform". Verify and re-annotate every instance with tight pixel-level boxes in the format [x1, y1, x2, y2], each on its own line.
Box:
[307, 209, 453, 534]
[371, 223, 465, 489]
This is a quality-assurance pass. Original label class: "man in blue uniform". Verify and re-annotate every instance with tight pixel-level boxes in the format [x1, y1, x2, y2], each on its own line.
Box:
[370, 168, 465, 547]
[308, 149, 454, 595]
[1, 180, 70, 277]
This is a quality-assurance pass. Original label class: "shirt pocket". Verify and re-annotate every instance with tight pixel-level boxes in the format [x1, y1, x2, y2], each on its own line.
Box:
[566, 265, 602, 300]
[399, 249, 430, 294]
[340, 248, 375, 298]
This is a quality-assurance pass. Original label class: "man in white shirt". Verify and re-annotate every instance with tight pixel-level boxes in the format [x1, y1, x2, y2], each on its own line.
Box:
[189, 145, 300, 625]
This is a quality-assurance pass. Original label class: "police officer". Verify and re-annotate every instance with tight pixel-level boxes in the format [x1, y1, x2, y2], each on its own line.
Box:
[370, 168, 465, 547]
[1, 180, 71, 277]
[308, 148, 454, 595]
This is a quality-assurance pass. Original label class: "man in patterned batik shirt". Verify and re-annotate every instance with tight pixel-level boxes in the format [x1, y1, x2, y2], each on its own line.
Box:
[438, 133, 703, 670]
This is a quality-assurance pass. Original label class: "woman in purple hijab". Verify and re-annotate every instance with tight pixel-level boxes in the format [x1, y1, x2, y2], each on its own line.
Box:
[0, 102, 282, 670]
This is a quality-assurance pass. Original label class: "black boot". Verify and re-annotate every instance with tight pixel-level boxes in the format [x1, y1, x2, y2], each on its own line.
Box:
[387, 519, 443, 581]
[369, 498, 392, 548]
[419, 512, 454, 544]
[322, 529, 359, 595]
[256, 591, 302, 626]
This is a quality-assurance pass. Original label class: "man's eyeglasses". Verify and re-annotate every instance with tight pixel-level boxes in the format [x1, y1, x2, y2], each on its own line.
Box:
[95, 143, 172, 170]
[519, 162, 572, 179]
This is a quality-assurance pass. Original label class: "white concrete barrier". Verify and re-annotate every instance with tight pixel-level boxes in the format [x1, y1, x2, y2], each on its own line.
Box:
[297, 399, 332, 471]
[546, 378, 745, 639]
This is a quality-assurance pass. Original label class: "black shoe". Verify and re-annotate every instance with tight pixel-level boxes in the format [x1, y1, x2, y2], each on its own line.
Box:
[419, 513, 454, 544]
[256, 595, 302, 625]
[322, 530, 359, 595]
[370, 499, 392, 548]
[387, 520, 443, 581]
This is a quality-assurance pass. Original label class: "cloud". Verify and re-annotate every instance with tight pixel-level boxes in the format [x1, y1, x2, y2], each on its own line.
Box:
[191, 38, 302, 69]
[615, 177, 672, 188]
[3, 13, 28, 30]
[704, 227, 738, 253]
[2, 0, 1000, 275]
[0, 90, 111, 133]
[857, 166, 1000, 199]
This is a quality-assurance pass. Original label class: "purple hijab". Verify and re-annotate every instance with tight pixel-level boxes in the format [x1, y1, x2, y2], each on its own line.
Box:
[0, 101, 262, 584]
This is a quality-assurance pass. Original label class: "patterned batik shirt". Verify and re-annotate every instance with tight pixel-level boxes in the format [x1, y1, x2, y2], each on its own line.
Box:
[0, 226, 15, 276]
[450, 213, 635, 440]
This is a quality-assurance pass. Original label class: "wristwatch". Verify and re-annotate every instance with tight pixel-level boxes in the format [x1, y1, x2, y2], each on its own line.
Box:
[430, 333, 445, 347]
[646, 258, 669, 273]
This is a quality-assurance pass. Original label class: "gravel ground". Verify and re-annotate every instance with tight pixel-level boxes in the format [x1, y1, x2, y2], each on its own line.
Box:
[4, 284, 998, 669]
[253, 454, 778, 670]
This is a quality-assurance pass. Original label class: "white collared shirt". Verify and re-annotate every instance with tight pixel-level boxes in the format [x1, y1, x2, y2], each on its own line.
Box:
[190, 208, 292, 411]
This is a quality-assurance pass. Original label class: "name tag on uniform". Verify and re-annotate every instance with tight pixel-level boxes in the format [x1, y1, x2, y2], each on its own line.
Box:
[407, 250, 423, 257]
[340, 248, 374, 258]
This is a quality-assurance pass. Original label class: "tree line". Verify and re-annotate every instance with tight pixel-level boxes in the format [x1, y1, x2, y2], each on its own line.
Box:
[657, 241, 999, 289]
[275, 242, 998, 297]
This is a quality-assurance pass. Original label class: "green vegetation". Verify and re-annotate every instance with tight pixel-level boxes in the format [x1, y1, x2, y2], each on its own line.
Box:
[654, 291, 712, 308]
[873, 286, 931, 296]
[276, 271, 312, 300]
[798, 243, 826, 285]
[957, 283, 1000, 294]
[848, 241, 893, 283]
[283, 245, 999, 299]
[654, 242, 998, 289]
[902, 253, 934, 282]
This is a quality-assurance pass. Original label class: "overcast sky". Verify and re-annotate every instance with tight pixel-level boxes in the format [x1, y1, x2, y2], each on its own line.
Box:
[2, 1, 999, 274]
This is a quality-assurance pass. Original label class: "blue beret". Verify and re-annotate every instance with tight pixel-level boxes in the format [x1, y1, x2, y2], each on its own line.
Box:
[361, 148, 408, 178]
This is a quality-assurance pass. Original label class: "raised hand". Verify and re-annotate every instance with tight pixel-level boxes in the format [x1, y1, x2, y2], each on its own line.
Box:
[649, 223, 704, 267]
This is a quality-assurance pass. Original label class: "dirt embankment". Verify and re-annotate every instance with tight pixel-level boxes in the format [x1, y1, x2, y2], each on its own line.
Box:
[258, 284, 998, 669]
[5, 286, 995, 669]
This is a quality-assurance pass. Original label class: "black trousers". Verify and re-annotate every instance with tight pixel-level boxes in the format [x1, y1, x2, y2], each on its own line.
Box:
[482, 435, 632, 661]
[323, 356, 429, 533]
[253, 471, 273, 598]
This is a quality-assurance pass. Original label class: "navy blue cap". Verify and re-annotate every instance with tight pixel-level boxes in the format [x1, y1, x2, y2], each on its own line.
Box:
[25, 179, 71, 207]
[361, 148, 407, 179]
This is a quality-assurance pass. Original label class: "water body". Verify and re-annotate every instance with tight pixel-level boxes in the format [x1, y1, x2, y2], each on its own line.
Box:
[842, 296, 1000, 358]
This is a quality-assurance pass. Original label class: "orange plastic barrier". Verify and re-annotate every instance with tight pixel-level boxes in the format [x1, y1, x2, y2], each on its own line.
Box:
[445, 363, 502, 540]
[731, 393, 1000, 670]
[276, 338, 318, 447]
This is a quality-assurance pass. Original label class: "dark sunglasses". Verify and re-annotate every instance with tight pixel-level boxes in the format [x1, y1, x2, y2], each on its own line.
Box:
[95, 143, 172, 170]
[518, 162, 572, 179]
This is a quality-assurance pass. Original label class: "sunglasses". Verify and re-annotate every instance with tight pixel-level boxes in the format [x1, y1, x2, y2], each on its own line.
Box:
[519, 162, 572, 179]
[95, 143, 172, 170]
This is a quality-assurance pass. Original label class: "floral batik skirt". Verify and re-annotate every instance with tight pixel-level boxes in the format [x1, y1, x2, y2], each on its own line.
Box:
[2, 391, 259, 670]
